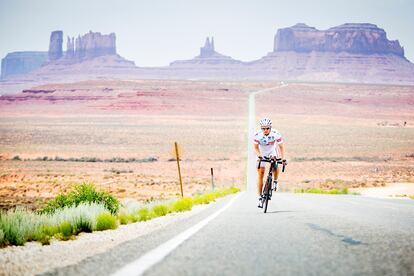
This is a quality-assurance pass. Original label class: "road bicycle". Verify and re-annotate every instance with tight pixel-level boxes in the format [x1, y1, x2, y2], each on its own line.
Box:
[258, 156, 286, 213]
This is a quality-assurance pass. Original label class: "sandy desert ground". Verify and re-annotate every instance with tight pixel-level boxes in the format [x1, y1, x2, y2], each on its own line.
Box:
[0, 80, 413, 210]
[255, 83, 414, 193]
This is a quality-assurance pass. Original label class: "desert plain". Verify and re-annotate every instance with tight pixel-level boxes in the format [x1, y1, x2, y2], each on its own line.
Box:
[0, 80, 413, 210]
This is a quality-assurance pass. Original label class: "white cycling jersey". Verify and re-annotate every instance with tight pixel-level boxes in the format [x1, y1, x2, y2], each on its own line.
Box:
[253, 129, 283, 158]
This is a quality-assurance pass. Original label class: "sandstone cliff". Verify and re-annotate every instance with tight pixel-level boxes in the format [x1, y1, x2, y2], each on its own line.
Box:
[274, 23, 404, 57]
[72, 31, 116, 60]
[1, 52, 48, 79]
[47, 30, 117, 63]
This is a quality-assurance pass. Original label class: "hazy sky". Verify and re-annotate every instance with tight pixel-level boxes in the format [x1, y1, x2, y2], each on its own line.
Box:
[0, 0, 413, 66]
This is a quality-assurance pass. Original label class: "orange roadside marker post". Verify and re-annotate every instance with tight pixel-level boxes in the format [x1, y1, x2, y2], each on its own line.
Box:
[174, 142, 184, 197]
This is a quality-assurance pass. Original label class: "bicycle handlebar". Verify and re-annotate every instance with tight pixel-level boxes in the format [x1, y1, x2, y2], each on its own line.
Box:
[257, 156, 287, 172]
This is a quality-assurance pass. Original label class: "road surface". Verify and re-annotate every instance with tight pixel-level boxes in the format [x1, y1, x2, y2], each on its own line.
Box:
[44, 192, 414, 276]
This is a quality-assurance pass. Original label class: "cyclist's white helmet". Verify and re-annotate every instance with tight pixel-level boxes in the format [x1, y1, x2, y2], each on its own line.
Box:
[259, 118, 272, 127]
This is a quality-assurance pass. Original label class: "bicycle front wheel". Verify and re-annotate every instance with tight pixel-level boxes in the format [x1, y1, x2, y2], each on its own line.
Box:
[263, 180, 271, 213]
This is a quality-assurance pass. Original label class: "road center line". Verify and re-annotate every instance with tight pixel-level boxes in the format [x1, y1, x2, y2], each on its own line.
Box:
[111, 192, 243, 276]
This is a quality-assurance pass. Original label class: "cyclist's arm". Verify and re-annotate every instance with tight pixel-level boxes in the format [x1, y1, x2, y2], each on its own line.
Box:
[254, 143, 261, 157]
[278, 143, 285, 160]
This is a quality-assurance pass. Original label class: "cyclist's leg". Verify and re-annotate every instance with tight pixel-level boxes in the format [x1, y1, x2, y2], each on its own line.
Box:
[257, 167, 265, 195]
[272, 165, 281, 190]
[272, 165, 281, 181]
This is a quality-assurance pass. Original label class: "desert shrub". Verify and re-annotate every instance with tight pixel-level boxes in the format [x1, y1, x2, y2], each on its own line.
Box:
[136, 208, 153, 221]
[0, 229, 4, 246]
[73, 216, 93, 234]
[192, 187, 240, 205]
[117, 213, 132, 225]
[41, 183, 120, 215]
[0, 203, 115, 247]
[31, 230, 50, 245]
[193, 193, 217, 205]
[96, 212, 118, 231]
[59, 221, 73, 239]
[171, 197, 193, 212]
[52, 203, 106, 231]
[152, 204, 170, 217]
[0, 208, 38, 246]
[40, 224, 60, 244]
[130, 213, 140, 223]
[295, 188, 351, 195]
[119, 201, 144, 223]
[12, 155, 21, 161]
[227, 187, 240, 194]
[41, 224, 60, 237]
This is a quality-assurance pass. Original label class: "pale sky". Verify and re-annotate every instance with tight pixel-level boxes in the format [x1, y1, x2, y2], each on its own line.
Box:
[0, 0, 413, 66]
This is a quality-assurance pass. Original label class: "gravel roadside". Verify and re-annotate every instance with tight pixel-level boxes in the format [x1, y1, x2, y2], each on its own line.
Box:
[0, 202, 213, 276]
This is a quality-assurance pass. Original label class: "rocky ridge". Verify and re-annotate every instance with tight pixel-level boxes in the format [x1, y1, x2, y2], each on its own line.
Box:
[274, 23, 404, 57]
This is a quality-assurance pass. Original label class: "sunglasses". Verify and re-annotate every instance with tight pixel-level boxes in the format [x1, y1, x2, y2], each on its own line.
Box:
[261, 127, 271, 130]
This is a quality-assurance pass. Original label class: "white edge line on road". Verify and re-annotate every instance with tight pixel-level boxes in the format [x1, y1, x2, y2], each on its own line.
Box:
[111, 192, 244, 276]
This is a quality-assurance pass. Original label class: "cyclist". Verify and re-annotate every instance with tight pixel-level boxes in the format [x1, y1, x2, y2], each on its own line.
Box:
[253, 118, 286, 208]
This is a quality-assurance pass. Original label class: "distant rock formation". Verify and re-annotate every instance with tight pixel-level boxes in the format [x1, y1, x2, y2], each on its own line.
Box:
[200, 37, 215, 57]
[47, 31, 117, 63]
[71, 31, 117, 61]
[170, 36, 241, 66]
[66, 36, 75, 58]
[1, 51, 47, 79]
[48, 31, 63, 61]
[1, 24, 413, 85]
[1, 30, 128, 80]
[274, 23, 404, 57]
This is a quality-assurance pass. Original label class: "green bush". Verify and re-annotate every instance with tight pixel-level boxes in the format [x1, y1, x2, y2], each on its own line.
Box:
[130, 213, 139, 223]
[32, 224, 60, 245]
[192, 187, 240, 206]
[42, 225, 60, 236]
[152, 204, 170, 217]
[137, 208, 153, 221]
[41, 183, 120, 215]
[0, 208, 38, 246]
[32, 230, 50, 245]
[59, 221, 73, 238]
[295, 188, 352, 195]
[96, 212, 118, 231]
[171, 197, 194, 212]
[193, 193, 217, 205]
[0, 203, 117, 247]
[118, 213, 132, 225]
[73, 216, 93, 234]
[0, 229, 4, 246]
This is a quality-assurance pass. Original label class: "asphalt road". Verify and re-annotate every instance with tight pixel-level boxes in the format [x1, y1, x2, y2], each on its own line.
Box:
[44, 192, 414, 276]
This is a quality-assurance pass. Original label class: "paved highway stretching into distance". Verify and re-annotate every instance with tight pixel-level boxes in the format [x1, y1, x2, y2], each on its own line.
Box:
[44, 84, 414, 276]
